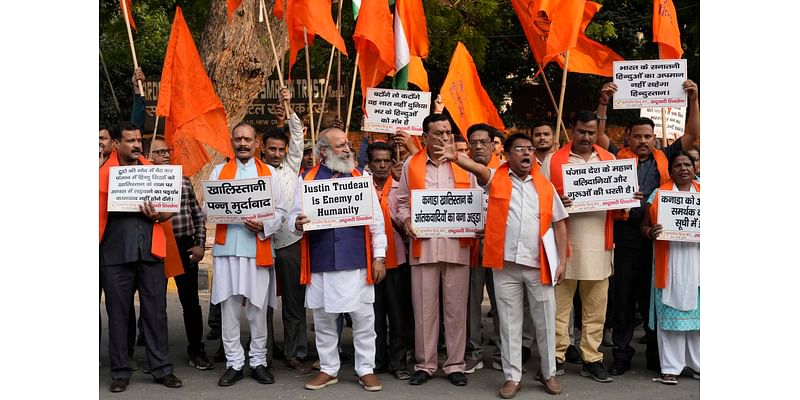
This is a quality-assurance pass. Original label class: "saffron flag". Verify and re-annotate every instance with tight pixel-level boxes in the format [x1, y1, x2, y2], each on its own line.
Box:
[543, 0, 585, 63]
[393, 0, 429, 89]
[407, 56, 429, 91]
[553, 1, 623, 76]
[272, 0, 284, 19]
[653, 0, 683, 59]
[511, 0, 553, 66]
[353, 0, 395, 108]
[286, 0, 348, 78]
[440, 42, 505, 135]
[227, 0, 243, 21]
[120, 0, 136, 32]
[156, 7, 235, 177]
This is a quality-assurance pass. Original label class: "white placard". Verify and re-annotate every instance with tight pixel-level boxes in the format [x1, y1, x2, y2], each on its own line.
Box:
[640, 107, 686, 140]
[363, 88, 431, 135]
[108, 165, 183, 212]
[411, 189, 484, 238]
[612, 59, 687, 109]
[562, 159, 640, 213]
[657, 190, 700, 243]
[301, 176, 375, 230]
[201, 177, 275, 224]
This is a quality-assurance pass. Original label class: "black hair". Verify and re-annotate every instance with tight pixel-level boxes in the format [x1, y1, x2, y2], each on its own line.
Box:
[628, 117, 656, 131]
[262, 126, 289, 146]
[493, 130, 506, 142]
[112, 122, 139, 141]
[572, 110, 598, 126]
[421, 113, 450, 133]
[366, 141, 395, 162]
[466, 123, 497, 141]
[454, 134, 466, 143]
[503, 133, 533, 154]
[531, 119, 555, 132]
[668, 150, 696, 170]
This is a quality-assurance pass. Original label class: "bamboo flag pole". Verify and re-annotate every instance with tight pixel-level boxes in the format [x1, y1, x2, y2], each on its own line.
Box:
[336, 1, 343, 119]
[538, 67, 569, 142]
[344, 53, 360, 136]
[283, 0, 289, 90]
[99, 48, 121, 115]
[554, 50, 571, 149]
[303, 27, 317, 157]
[259, 0, 290, 112]
[315, 0, 344, 136]
[149, 116, 160, 159]
[120, 2, 145, 96]
[660, 107, 668, 148]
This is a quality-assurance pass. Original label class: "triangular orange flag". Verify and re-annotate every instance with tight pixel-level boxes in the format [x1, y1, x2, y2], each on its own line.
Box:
[544, 0, 585, 63]
[395, 0, 429, 58]
[353, 0, 395, 109]
[653, 0, 683, 59]
[227, 0, 243, 21]
[286, 0, 348, 78]
[156, 7, 235, 177]
[511, 0, 555, 66]
[550, 1, 623, 76]
[120, 0, 136, 32]
[440, 42, 505, 136]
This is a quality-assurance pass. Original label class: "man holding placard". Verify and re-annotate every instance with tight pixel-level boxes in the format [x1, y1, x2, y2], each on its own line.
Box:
[435, 132, 569, 397]
[595, 79, 699, 375]
[289, 127, 387, 392]
[396, 114, 480, 387]
[207, 123, 286, 387]
[99, 122, 183, 392]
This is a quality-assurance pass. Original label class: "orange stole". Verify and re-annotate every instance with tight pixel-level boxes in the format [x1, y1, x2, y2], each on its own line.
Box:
[617, 147, 670, 186]
[649, 180, 700, 289]
[99, 150, 184, 277]
[549, 143, 617, 250]
[377, 178, 399, 269]
[406, 148, 474, 259]
[299, 165, 374, 285]
[483, 164, 555, 284]
[214, 158, 275, 268]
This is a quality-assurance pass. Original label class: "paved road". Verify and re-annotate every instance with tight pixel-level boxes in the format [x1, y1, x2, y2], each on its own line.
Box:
[100, 289, 699, 399]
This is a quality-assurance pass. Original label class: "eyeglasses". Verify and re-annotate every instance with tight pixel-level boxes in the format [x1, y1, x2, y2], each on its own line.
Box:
[511, 146, 534, 154]
[469, 139, 491, 148]
[151, 149, 173, 156]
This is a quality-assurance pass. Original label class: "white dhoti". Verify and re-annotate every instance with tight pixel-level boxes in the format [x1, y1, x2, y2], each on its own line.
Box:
[212, 256, 277, 370]
[307, 268, 376, 377]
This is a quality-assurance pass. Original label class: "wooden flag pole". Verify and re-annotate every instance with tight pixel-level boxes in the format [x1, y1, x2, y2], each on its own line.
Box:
[538, 67, 569, 142]
[336, 0, 343, 119]
[120, 2, 145, 96]
[283, 0, 289, 90]
[99, 48, 121, 115]
[303, 27, 317, 161]
[260, 0, 291, 113]
[315, 0, 343, 136]
[660, 107, 668, 148]
[554, 50, 571, 149]
[344, 53, 360, 136]
[149, 116, 160, 160]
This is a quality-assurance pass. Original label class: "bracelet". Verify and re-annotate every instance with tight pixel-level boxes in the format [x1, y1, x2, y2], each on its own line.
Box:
[597, 115, 607, 121]
[599, 100, 608, 106]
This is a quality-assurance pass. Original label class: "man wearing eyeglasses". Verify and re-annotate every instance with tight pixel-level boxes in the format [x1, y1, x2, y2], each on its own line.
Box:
[149, 138, 214, 371]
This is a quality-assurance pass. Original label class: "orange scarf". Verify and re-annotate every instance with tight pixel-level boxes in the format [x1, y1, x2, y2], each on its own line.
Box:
[299, 164, 374, 285]
[487, 152, 501, 168]
[407, 147, 474, 258]
[376, 178, 399, 269]
[617, 147, 670, 186]
[483, 164, 556, 284]
[649, 180, 700, 289]
[214, 158, 274, 268]
[549, 143, 617, 250]
[99, 150, 184, 277]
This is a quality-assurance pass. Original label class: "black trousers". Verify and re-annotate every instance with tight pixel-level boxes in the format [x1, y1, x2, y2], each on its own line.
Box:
[275, 241, 308, 359]
[102, 261, 173, 379]
[374, 263, 413, 372]
[173, 236, 205, 355]
[608, 244, 659, 368]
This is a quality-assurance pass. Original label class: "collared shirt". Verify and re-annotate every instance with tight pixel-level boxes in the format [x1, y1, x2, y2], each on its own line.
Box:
[208, 158, 287, 258]
[484, 168, 568, 268]
[395, 152, 478, 266]
[171, 176, 206, 246]
[380, 178, 407, 265]
[270, 113, 306, 249]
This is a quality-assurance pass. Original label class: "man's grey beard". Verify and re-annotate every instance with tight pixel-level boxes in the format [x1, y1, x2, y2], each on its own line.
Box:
[324, 153, 355, 173]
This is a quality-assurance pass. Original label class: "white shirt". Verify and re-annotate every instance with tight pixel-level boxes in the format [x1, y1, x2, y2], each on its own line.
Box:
[271, 113, 306, 249]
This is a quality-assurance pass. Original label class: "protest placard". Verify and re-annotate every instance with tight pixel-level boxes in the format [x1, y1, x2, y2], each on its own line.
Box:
[301, 176, 375, 231]
[201, 177, 275, 224]
[562, 159, 640, 213]
[363, 88, 431, 135]
[411, 189, 484, 238]
[640, 107, 686, 140]
[108, 165, 182, 212]
[656, 190, 700, 243]
[612, 59, 687, 109]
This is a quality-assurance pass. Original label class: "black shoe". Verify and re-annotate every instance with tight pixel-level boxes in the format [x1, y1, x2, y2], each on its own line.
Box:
[521, 347, 532, 364]
[409, 370, 431, 385]
[556, 361, 565, 376]
[609, 360, 630, 376]
[154, 373, 183, 388]
[189, 351, 215, 371]
[251, 365, 275, 384]
[565, 345, 582, 364]
[581, 361, 613, 383]
[218, 367, 244, 386]
[206, 329, 220, 341]
[109, 378, 129, 393]
[448, 372, 467, 386]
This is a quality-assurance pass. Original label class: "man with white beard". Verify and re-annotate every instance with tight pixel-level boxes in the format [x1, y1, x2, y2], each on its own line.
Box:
[289, 128, 388, 392]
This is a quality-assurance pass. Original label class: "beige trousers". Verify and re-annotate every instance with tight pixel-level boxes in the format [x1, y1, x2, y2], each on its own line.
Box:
[554, 278, 609, 363]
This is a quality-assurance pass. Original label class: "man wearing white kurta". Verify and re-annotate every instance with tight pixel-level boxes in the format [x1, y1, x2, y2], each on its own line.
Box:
[209, 123, 287, 387]
[289, 128, 387, 392]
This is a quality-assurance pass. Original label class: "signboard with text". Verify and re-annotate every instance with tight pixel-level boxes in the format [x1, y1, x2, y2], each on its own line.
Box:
[108, 165, 182, 212]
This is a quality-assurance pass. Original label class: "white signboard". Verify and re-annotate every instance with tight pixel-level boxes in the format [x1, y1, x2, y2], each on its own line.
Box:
[562, 159, 640, 213]
[108, 165, 182, 212]
[363, 88, 431, 135]
[657, 190, 700, 243]
[640, 107, 686, 140]
[301, 176, 375, 231]
[612, 59, 687, 109]
[411, 189, 484, 238]
[201, 177, 275, 224]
